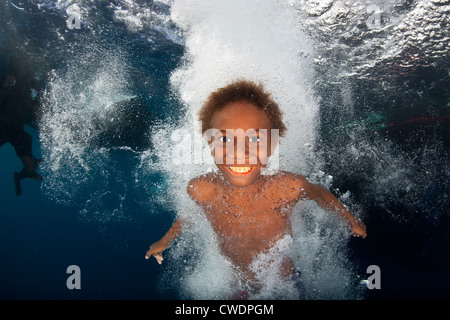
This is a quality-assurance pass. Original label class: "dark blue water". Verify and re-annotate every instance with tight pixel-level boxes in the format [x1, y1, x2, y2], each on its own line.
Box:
[0, 127, 176, 299]
[1, 0, 182, 300]
[1, 0, 449, 300]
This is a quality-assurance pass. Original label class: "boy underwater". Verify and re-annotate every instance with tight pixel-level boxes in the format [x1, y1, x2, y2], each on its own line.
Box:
[146, 80, 367, 298]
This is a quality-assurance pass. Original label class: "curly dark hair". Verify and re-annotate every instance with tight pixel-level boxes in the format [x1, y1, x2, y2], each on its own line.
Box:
[198, 79, 287, 137]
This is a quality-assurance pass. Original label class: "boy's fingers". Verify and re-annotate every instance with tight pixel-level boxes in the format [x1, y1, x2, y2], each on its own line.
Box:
[154, 254, 164, 264]
[352, 229, 367, 239]
[145, 249, 164, 264]
[145, 249, 156, 259]
[145, 246, 158, 258]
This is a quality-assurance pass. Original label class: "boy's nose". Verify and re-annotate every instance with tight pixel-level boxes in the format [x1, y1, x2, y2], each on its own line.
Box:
[233, 137, 257, 164]
[235, 138, 246, 161]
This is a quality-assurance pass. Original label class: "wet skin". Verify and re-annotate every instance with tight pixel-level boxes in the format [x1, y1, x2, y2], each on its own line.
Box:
[146, 101, 367, 285]
[187, 171, 311, 278]
[187, 101, 297, 277]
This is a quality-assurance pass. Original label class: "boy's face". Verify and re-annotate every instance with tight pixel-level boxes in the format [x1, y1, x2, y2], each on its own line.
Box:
[208, 101, 277, 187]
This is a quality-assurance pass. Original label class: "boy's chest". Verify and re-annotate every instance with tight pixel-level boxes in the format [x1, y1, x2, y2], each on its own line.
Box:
[219, 187, 296, 210]
[204, 190, 296, 228]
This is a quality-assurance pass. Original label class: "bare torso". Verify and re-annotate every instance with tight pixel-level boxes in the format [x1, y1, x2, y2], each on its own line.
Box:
[188, 171, 305, 278]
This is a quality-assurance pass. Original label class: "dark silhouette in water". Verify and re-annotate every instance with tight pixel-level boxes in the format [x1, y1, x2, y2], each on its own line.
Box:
[1, 48, 154, 197]
[0, 55, 43, 196]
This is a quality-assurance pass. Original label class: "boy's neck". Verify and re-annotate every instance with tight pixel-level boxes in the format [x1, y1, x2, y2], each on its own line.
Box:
[220, 173, 265, 194]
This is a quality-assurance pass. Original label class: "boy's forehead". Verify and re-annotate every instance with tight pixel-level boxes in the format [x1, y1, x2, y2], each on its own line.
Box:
[210, 101, 271, 130]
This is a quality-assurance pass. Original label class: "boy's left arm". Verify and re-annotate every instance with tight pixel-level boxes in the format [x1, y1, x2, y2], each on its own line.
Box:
[303, 181, 367, 238]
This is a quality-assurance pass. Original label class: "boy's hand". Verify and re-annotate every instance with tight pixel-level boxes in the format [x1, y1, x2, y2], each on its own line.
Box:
[145, 241, 169, 264]
[350, 219, 367, 239]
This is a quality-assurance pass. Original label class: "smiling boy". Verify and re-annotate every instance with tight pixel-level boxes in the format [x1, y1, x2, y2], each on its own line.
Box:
[146, 80, 366, 298]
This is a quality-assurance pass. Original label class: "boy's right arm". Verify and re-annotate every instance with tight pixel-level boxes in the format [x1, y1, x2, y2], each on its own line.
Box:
[146, 176, 210, 263]
[145, 218, 185, 264]
[292, 173, 367, 238]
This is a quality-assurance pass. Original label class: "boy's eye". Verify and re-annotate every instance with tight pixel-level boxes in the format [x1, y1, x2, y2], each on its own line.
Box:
[219, 136, 232, 143]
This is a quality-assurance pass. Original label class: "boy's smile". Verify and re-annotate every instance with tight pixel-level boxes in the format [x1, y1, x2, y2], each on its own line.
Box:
[148, 80, 367, 299]
[228, 166, 253, 174]
[209, 101, 277, 187]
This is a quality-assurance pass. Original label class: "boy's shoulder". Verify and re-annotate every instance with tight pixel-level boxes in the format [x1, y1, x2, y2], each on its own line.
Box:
[270, 170, 309, 186]
[267, 170, 312, 199]
[186, 172, 220, 203]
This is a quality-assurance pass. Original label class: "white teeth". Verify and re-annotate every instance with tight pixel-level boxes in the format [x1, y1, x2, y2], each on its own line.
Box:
[229, 166, 252, 173]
